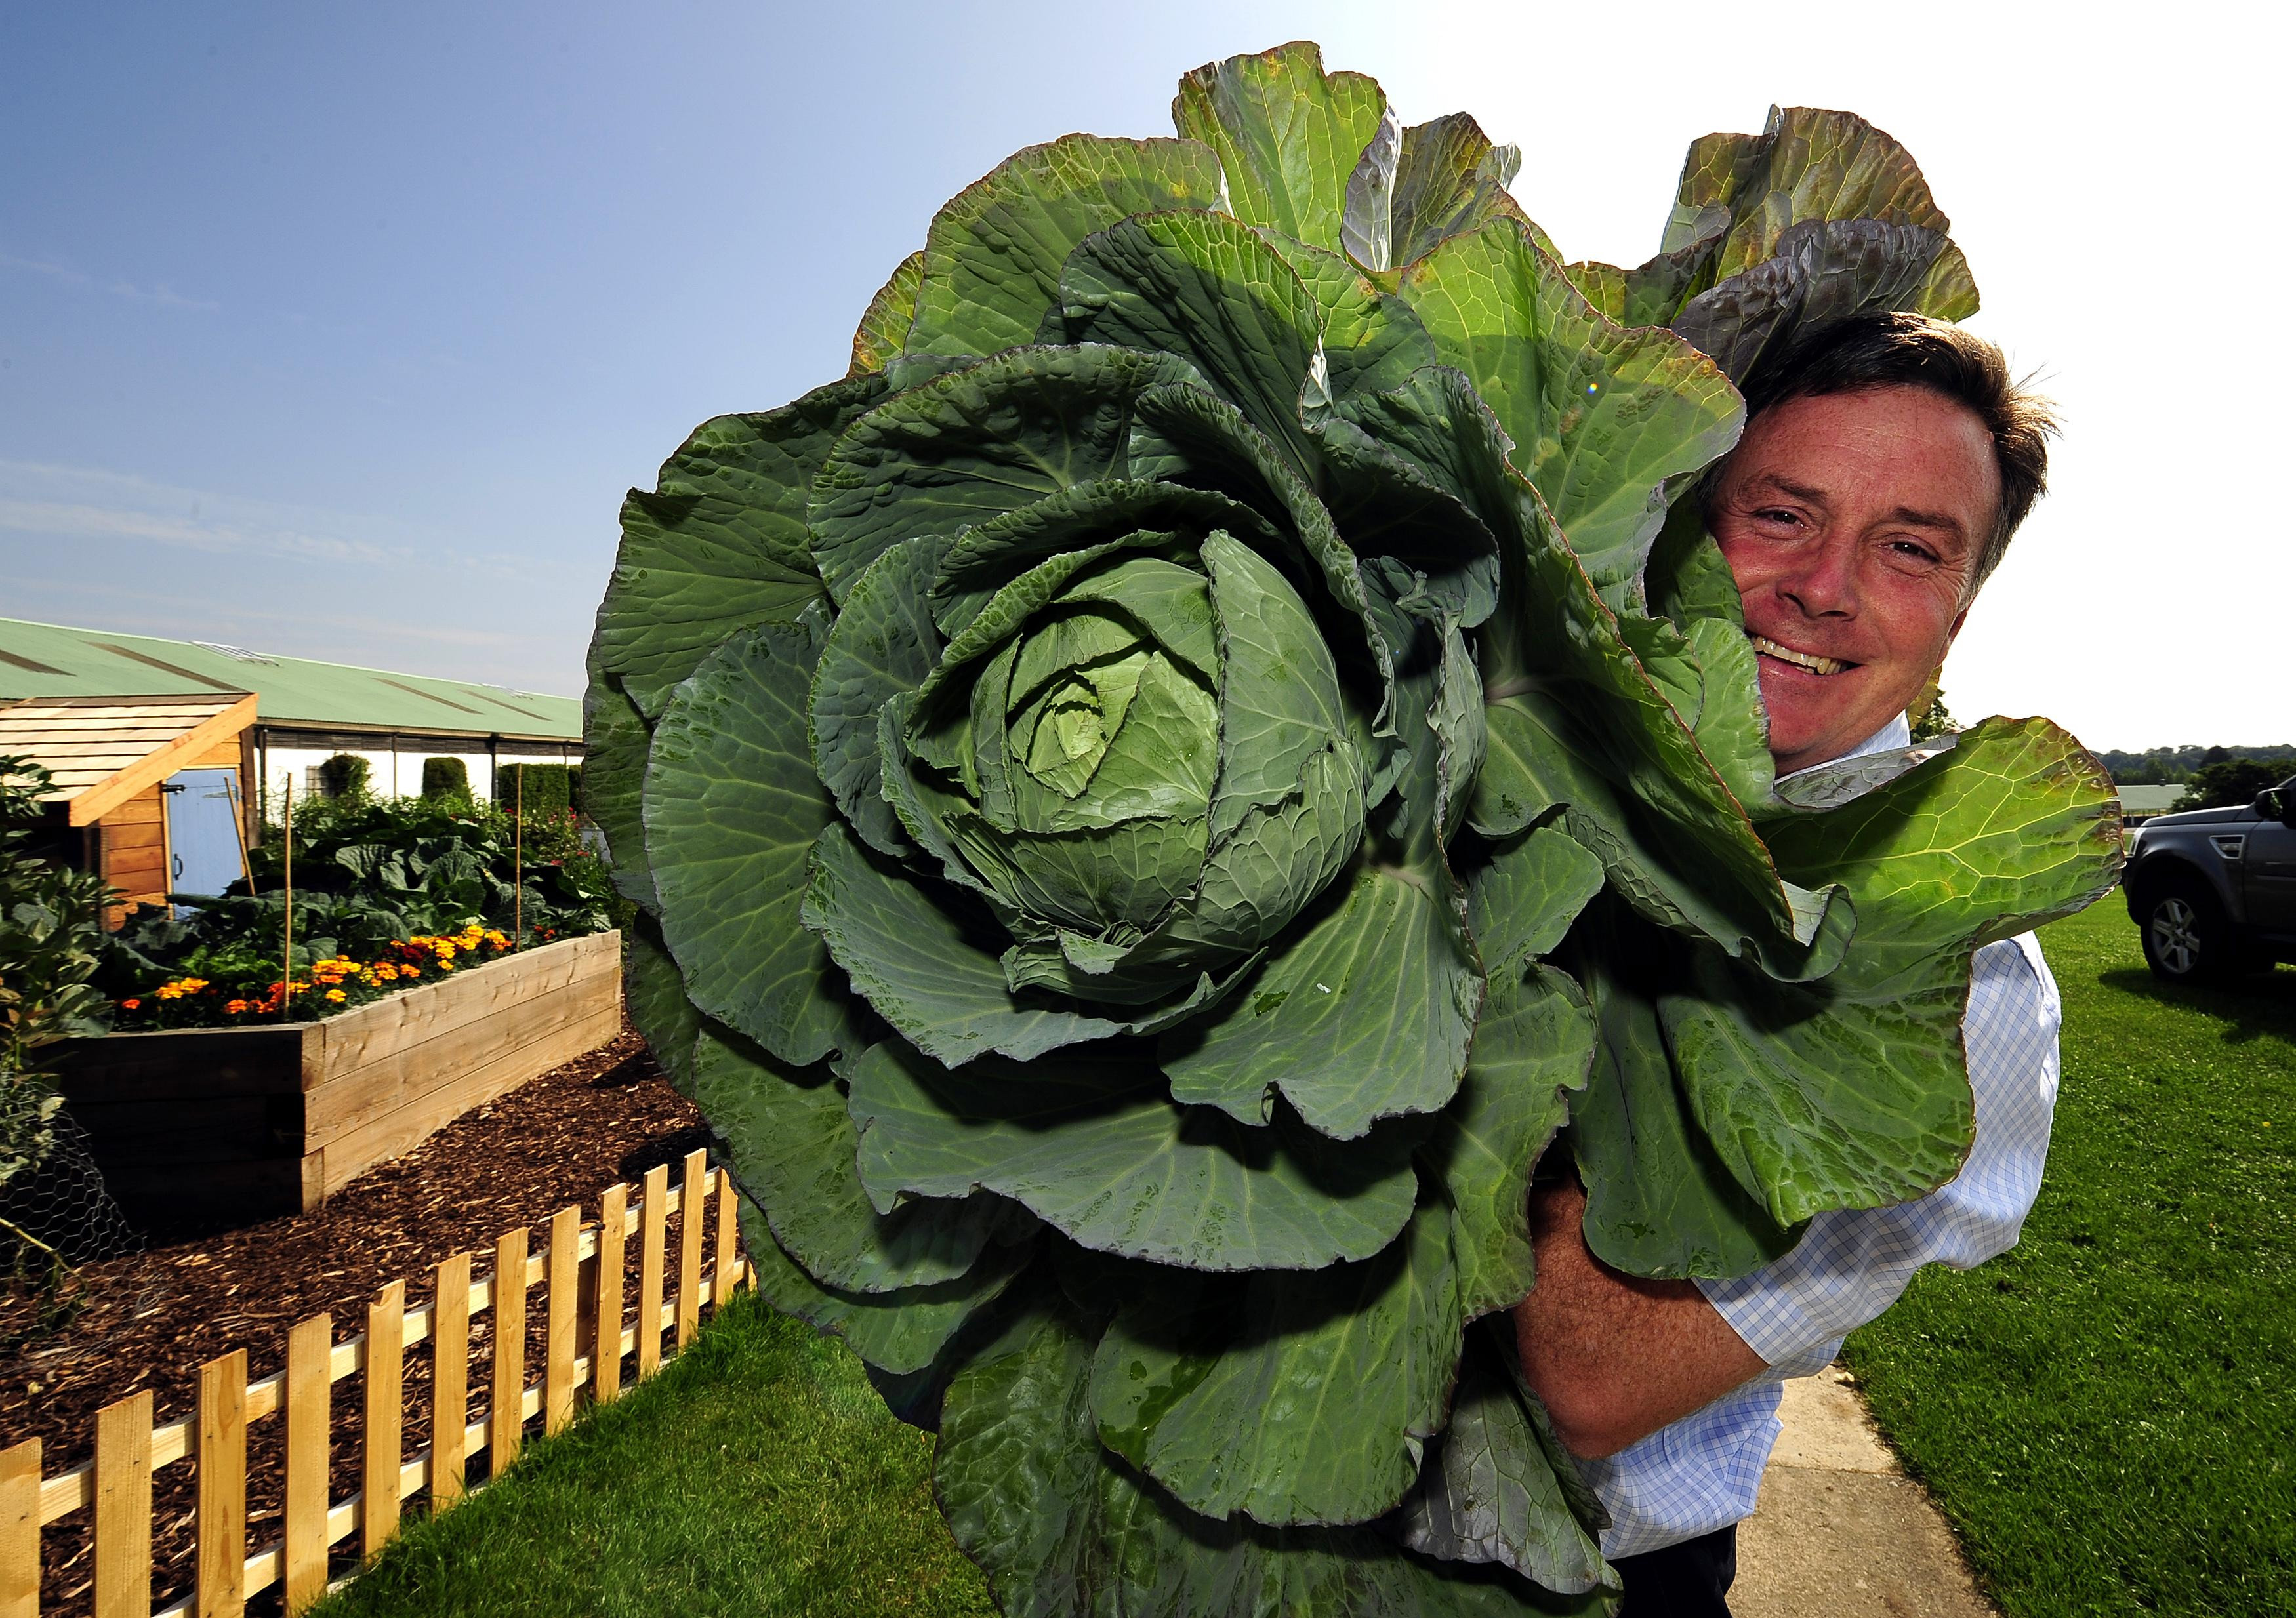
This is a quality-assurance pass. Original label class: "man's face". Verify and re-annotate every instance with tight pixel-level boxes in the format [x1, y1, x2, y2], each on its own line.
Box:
[1709, 386, 2000, 776]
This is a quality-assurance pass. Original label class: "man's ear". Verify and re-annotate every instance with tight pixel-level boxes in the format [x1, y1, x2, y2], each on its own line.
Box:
[1945, 605, 1970, 649]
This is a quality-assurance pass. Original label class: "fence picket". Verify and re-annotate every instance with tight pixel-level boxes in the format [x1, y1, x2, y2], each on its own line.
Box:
[594, 1184, 627, 1405]
[676, 1150, 705, 1348]
[713, 1166, 742, 1299]
[490, 1228, 528, 1476]
[361, 1282, 404, 1564]
[94, 1390, 152, 1618]
[545, 1208, 579, 1434]
[637, 1165, 667, 1379]
[1, 1438, 37, 1618]
[430, 1253, 470, 1506]
[282, 1315, 331, 1613]
[19, 1150, 757, 1614]
[195, 1350, 247, 1617]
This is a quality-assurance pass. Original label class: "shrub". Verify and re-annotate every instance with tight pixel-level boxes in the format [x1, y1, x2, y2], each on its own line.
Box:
[419, 757, 470, 801]
[319, 752, 372, 801]
[495, 763, 573, 823]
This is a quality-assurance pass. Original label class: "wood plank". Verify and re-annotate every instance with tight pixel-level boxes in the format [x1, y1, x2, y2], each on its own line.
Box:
[302, 974, 620, 1144]
[489, 1227, 527, 1476]
[0, 1438, 37, 1618]
[676, 1151, 705, 1348]
[101, 796, 165, 826]
[312, 934, 618, 1076]
[430, 1254, 469, 1507]
[713, 1163, 743, 1301]
[544, 1207, 578, 1435]
[103, 822, 165, 854]
[196, 1350, 247, 1618]
[593, 1184, 626, 1406]
[283, 1314, 331, 1613]
[68, 693, 258, 826]
[637, 1165, 667, 1380]
[361, 1282, 403, 1564]
[95, 1388, 154, 1618]
[190, 741, 241, 767]
[306, 1005, 622, 1202]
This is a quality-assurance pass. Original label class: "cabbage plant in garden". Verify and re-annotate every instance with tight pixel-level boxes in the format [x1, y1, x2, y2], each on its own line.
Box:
[586, 43, 2122, 1615]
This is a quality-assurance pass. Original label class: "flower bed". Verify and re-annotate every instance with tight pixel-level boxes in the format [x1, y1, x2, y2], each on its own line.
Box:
[117, 921, 524, 1026]
[51, 931, 622, 1236]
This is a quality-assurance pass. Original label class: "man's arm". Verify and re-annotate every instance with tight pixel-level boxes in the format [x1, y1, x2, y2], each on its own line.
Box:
[1520, 935, 2064, 1462]
[1511, 1179, 1764, 1459]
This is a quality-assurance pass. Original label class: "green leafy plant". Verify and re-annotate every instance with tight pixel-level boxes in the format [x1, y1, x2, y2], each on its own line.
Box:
[98, 792, 613, 1026]
[496, 763, 575, 822]
[0, 756, 112, 1195]
[586, 43, 2122, 1614]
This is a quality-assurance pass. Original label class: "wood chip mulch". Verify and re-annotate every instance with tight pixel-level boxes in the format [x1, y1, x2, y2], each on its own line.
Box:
[0, 1024, 718, 1617]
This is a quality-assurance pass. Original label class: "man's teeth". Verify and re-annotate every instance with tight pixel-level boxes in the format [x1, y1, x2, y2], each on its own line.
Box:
[1749, 635, 1853, 676]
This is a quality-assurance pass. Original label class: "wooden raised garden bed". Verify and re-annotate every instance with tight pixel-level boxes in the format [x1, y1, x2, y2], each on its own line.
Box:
[50, 930, 623, 1233]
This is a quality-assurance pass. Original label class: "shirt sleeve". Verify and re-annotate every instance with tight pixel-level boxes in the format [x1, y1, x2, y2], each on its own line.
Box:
[1693, 933, 2063, 1379]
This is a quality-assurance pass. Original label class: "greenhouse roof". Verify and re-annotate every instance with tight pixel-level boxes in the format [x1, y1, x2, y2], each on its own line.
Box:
[0, 617, 580, 740]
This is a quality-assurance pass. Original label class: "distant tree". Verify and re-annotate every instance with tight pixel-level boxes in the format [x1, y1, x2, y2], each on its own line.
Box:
[2173, 758, 2286, 813]
[2202, 744, 2231, 766]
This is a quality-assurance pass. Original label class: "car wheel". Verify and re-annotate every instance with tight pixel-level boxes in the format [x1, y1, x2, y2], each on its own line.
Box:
[2138, 879, 2244, 984]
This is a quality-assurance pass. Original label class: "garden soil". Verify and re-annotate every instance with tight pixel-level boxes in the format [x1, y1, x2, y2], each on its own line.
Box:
[0, 1025, 710, 1617]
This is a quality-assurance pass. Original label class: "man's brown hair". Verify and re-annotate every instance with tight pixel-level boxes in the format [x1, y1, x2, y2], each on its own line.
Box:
[1726, 310, 2059, 592]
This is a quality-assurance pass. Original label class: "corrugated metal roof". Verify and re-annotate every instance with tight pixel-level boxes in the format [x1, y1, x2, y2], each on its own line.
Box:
[0, 617, 579, 740]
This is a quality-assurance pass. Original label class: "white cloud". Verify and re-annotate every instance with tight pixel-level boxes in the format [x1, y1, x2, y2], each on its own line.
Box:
[0, 249, 219, 312]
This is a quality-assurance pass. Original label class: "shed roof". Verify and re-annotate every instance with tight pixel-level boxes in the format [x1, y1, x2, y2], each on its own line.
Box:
[0, 693, 259, 825]
[0, 617, 579, 740]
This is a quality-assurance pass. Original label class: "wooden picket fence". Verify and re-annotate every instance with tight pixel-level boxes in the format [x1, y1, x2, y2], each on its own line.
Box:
[0, 1148, 748, 1617]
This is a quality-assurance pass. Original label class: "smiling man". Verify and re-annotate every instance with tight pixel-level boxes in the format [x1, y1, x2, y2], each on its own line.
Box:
[1516, 311, 2062, 1614]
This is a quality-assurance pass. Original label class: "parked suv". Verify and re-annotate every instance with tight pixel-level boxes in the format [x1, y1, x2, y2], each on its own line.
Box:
[2123, 776, 2296, 982]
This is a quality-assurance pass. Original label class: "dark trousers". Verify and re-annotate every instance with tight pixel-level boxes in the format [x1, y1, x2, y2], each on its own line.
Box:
[1612, 1523, 1737, 1615]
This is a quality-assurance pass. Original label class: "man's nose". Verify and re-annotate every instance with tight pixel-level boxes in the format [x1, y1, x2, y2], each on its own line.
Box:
[1775, 535, 1857, 618]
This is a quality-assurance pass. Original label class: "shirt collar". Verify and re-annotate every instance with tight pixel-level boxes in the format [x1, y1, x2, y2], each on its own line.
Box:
[1775, 712, 1915, 787]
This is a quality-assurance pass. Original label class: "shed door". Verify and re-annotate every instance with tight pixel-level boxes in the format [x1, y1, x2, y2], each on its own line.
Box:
[163, 768, 246, 899]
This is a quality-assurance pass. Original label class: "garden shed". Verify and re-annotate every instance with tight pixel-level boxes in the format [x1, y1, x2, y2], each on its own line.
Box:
[0, 691, 260, 920]
[0, 615, 581, 824]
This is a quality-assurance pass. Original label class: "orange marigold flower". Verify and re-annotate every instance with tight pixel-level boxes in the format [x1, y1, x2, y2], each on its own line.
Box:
[119, 997, 141, 1010]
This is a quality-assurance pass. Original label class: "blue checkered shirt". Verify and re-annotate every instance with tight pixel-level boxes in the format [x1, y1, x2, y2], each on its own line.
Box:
[1579, 716, 2065, 1558]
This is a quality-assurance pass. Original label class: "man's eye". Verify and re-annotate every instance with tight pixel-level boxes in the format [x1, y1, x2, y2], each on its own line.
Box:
[1889, 540, 1939, 563]
[1753, 508, 1801, 526]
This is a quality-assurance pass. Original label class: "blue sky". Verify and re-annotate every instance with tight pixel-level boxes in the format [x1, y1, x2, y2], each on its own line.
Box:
[3, 2, 2287, 749]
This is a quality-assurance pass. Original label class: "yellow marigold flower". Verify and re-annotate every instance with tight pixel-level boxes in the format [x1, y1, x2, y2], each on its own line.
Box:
[325, 988, 347, 1002]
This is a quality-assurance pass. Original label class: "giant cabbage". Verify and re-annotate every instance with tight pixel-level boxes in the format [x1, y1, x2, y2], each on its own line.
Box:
[586, 43, 2121, 1615]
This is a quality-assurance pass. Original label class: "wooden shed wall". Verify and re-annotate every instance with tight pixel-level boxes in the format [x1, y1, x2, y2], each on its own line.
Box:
[96, 737, 249, 923]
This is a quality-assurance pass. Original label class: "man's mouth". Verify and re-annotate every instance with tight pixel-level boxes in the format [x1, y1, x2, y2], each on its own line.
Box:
[1748, 634, 1857, 677]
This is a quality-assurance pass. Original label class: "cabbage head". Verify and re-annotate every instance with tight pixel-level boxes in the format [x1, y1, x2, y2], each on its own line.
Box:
[586, 43, 2122, 1615]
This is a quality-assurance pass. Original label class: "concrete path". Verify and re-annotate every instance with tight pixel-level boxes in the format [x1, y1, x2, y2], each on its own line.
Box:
[1732, 1367, 1999, 1618]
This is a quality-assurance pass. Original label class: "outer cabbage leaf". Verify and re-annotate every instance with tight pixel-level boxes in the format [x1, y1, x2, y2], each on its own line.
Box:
[644, 616, 862, 1066]
[737, 1200, 1031, 1376]
[691, 1026, 1003, 1295]
[849, 249, 923, 377]
[594, 375, 883, 719]
[1392, 220, 1742, 605]
[1425, 959, 1597, 1320]
[1385, 114, 1551, 271]
[1399, 1327, 1614, 1596]
[581, 651, 659, 909]
[906, 134, 1228, 361]
[808, 345, 1203, 602]
[935, 1284, 1609, 1618]
[1088, 1209, 1457, 1526]
[844, 1038, 1420, 1272]
[1662, 718, 2124, 1227]
[620, 911, 701, 1093]
[1172, 41, 1387, 256]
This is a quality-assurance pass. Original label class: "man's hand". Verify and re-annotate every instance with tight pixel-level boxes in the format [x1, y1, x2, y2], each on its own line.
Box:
[1512, 1179, 1767, 1459]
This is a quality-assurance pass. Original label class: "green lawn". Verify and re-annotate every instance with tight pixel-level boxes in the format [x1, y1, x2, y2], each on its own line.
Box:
[314, 1291, 994, 1618]
[1843, 902, 2296, 1617]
